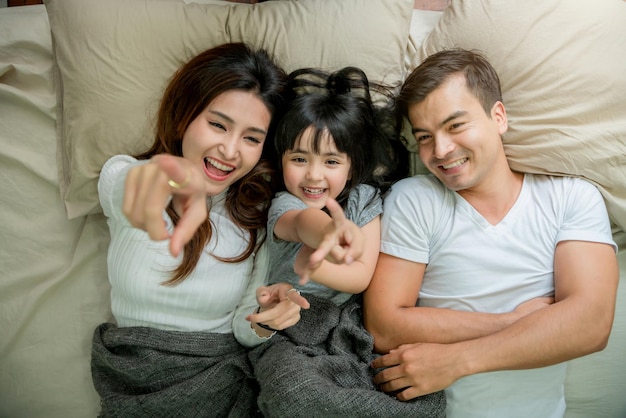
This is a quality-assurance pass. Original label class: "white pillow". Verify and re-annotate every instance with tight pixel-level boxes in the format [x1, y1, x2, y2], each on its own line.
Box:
[420, 0, 626, 232]
[45, 0, 414, 218]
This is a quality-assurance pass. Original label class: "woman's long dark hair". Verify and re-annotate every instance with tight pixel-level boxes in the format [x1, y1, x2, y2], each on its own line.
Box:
[274, 66, 408, 208]
[136, 43, 288, 285]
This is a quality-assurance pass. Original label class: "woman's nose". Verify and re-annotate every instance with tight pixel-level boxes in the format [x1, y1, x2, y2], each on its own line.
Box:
[218, 136, 238, 159]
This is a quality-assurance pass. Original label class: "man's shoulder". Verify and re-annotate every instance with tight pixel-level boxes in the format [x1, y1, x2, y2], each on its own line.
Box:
[394, 174, 443, 188]
[389, 174, 448, 198]
[526, 173, 598, 193]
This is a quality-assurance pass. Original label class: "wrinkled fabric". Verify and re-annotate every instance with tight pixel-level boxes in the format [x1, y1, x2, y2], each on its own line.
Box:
[91, 323, 260, 418]
[249, 295, 446, 418]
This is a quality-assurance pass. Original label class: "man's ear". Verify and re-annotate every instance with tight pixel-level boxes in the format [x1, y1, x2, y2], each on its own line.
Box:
[491, 101, 508, 135]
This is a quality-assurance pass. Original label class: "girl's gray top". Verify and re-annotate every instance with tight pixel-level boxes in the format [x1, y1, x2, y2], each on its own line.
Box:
[267, 184, 382, 305]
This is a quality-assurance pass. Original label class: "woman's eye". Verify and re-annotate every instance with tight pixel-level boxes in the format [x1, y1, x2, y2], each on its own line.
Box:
[416, 134, 432, 142]
[209, 121, 225, 130]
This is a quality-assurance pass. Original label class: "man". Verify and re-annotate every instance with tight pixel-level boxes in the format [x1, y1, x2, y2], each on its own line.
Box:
[364, 49, 618, 417]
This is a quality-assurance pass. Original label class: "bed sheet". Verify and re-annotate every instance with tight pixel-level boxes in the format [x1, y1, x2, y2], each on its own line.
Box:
[0, 5, 112, 417]
[0, 4, 624, 418]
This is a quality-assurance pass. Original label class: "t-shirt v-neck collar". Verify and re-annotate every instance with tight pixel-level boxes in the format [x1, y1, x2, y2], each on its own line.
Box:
[453, 174, 529, 234]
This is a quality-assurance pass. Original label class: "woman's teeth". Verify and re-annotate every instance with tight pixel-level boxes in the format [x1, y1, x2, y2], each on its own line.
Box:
[205, 157, 234, 172]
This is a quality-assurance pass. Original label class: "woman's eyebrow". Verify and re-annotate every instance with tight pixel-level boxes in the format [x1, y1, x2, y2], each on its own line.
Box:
[207, 109, 267, 135]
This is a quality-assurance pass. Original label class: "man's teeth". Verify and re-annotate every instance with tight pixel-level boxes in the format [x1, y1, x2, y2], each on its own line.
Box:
[206, 158, 234, 172]
[443, 158, 467, 170]
[304, 188, 324, 195]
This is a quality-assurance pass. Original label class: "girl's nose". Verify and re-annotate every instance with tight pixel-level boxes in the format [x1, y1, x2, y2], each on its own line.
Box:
[306, 164, 323, 180]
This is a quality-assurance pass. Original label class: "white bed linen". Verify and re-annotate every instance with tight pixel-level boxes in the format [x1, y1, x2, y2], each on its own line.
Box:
[0, 4, 624, 418]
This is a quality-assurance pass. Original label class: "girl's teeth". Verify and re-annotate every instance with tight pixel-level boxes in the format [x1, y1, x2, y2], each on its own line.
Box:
[304, 188, 323, 195]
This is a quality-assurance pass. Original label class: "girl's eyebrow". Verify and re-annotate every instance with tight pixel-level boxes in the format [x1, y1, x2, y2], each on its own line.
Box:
[412, 110, 467, 134]
[207, 109, 267, 135]
[289, 147, 343, 157]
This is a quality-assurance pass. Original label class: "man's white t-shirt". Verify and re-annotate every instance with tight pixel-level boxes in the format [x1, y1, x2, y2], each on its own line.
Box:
[380, 173, 616, 418]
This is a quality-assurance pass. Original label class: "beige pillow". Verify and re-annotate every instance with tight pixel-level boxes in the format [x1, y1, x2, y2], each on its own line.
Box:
[420, 0, 626, 232]
[46, 0, 414, 219]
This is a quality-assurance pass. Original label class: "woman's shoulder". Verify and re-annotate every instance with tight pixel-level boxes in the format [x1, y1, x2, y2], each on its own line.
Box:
[100, 155, 139, 179]
[98, 155, 141, 218]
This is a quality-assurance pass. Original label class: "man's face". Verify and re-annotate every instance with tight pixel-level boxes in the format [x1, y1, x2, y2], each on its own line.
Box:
[408, 74, 508, 196]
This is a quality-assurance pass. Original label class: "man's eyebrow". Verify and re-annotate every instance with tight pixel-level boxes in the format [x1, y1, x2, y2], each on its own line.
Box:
[411, 110, 468, 134]
[207, 110, 267, 135]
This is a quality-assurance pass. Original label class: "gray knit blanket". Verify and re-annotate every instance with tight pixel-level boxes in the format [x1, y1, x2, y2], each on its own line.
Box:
[249, 295, 446, 418]
[91, 323, 260, 418]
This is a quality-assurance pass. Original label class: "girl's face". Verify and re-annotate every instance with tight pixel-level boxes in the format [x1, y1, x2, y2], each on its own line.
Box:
[281, 126, 351, 210]
[182, 90, 271, 196]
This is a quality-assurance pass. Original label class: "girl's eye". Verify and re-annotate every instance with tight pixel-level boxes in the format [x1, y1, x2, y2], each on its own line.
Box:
[292, 157, 306, 163]
[245, 136, 262, 145]
[326, 160, 340, 165]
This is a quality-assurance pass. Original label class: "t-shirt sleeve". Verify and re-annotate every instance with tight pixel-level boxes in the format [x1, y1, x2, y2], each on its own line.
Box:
[267, 192, 308, 241]
[558, 178, 617, 252]
[347, 184, 383, 228]
[380, 176, 447, 264]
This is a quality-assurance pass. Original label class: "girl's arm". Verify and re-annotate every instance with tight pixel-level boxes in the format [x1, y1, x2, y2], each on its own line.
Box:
[273, 199, 367, 284]
[295, 216, 380, 293]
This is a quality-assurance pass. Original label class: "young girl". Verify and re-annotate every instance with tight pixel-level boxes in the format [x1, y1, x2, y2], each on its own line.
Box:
[91, 43, 309, 418]
[270, 67, 408, 297]
[250, 67, 445, 417]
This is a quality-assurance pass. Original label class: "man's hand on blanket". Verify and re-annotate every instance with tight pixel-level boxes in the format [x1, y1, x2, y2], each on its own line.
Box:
[123, 154, 211, 257]
[296, 198, 365, 285]
[371, 342, 459, 401]
[247, 283, 310, 336]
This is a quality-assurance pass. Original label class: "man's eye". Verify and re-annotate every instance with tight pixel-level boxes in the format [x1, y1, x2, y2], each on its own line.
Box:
[450, 122, 464, 130]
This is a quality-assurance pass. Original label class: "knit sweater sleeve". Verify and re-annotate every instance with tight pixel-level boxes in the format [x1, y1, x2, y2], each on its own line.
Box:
[232, 241, 273, 347]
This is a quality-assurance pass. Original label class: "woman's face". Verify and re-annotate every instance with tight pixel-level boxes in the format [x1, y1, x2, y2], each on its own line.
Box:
[182, 90, 272, 196]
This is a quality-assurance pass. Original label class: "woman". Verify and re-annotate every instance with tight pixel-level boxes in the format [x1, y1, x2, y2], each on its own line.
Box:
[91, 43, 309, 418]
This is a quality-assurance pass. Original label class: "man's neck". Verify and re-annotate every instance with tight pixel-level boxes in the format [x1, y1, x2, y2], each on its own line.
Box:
[457, 170, 525, 226]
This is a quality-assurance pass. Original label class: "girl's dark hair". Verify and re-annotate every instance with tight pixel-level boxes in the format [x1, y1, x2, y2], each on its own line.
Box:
[274, 66, 408, 207]
[135, 43, 288, 285]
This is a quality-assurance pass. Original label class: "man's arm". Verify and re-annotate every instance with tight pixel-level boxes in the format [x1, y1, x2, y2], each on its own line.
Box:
[370, 240, 618, 400]
[363, 253, 552, 353]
